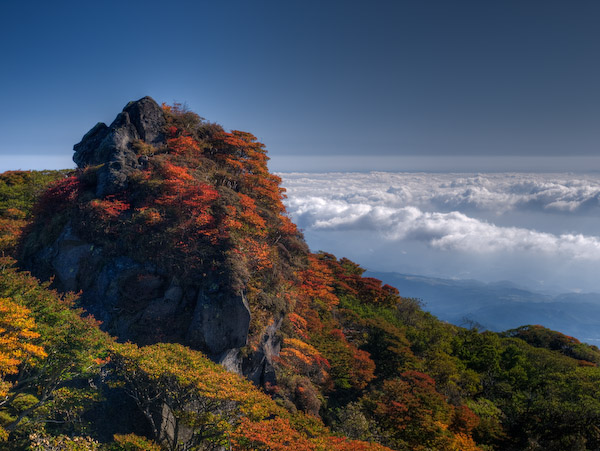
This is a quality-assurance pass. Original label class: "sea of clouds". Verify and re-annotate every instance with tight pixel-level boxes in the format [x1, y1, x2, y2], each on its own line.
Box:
[280, 172, 600, 292]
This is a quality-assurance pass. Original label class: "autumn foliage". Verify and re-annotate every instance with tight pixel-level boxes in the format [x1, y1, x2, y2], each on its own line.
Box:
[5, 102, 600, 450]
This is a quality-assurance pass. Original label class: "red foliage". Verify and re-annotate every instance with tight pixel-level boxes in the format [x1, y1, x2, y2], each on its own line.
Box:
[34, 175, 81, 216]
[350, 348, 376, 389]
[315, 253, 401, 305]
[371, 371, 451, 434]
[450, 405, 480, 435]
[91, 196, 130, 219]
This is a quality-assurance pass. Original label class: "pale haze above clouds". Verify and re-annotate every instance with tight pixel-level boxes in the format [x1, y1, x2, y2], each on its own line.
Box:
[280, 172, 600, 293]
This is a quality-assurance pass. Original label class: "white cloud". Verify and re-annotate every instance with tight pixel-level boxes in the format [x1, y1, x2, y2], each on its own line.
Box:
[282, 172, 600, 215]
[281, 172, 600, 261]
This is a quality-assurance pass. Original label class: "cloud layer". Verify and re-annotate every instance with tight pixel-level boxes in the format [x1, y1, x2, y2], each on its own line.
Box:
[282, 172, 600, 215]
[281, 172, 600, 262]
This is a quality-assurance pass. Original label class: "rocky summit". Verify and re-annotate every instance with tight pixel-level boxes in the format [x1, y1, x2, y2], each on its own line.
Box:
[21, 96, 303, 383]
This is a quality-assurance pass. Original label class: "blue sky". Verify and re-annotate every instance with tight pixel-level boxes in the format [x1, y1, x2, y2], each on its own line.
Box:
[1, 0, 600, 172]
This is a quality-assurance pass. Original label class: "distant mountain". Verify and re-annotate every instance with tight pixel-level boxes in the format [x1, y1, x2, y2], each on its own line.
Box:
[368, 271, 600, 343]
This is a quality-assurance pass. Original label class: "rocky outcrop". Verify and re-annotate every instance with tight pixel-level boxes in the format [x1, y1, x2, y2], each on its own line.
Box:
[24, 96, 280, 385]
[73, 96, 166, 197]
[31, 223, 253, 358]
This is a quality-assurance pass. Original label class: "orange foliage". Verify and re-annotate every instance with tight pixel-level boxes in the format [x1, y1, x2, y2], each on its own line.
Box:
[0, 297, 47, 398]
[324, 437, 394, 451]
[0, 218, 26, 254]
[288, 313, 309, 340]
[448, 432, 483, 451]
[237, 193, 267, 236]
[135, 207, 162, 225]
[350, 348, 377, 389]
[296, 254, 339, 321]
[210, 130, 286, 212]
[286, 254, 378, 391]
[158, 161, 194, 183]
[232, 417, 317, 451]
[232, 417, 395, 451]
[235, 237, 273, 271]
[315, 253, 401, 305]
[167, 135, 201, 155]
[278, 213, 297, 236]
[279, 338, 330, 385]
[153, 160, 221, 242]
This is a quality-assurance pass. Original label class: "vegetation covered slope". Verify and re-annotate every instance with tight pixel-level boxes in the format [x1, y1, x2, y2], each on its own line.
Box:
[2, 100, 600, 450]
[0, 170, 71, 254]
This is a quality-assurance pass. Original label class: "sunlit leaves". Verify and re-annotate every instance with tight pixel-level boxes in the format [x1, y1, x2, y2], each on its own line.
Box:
[111, 342, 281, 448]
[0, 257, 110, 439]
[0, 298, 46, 382]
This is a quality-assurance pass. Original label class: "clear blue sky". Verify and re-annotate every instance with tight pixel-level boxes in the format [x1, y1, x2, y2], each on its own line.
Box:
[1, 0, 600, 171]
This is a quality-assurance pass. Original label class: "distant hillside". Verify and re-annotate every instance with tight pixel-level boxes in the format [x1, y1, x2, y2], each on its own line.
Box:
[368, 270, 600, 343]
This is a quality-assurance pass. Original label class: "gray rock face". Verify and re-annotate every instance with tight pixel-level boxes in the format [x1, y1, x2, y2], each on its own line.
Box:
[73, 96, 166, 197]
[187, 290, 251, 355]
[243, 316, 282, 386]
[33, 224, 254, 355]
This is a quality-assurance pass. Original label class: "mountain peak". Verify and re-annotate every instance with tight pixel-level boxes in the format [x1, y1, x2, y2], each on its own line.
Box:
[22, 99, 305, 382]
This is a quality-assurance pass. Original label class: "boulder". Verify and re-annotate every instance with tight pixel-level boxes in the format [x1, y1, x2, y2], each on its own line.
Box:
[73, 96, 166, 196]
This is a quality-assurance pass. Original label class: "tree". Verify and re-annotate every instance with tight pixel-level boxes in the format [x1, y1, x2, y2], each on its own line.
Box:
[110, 342, 281, 450]
[0, 257, 109, 441]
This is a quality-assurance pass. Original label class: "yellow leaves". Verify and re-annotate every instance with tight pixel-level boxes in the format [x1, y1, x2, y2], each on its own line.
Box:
[447, 432, 483, 451]
[0, 297, 46, 378]
[0, 297, 46, 417]
[112, 342, 282, 421]
[113, 433, 161, 451]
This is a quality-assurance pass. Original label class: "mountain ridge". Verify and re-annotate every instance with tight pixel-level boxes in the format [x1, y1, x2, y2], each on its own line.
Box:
[2, 98, 600, 449]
